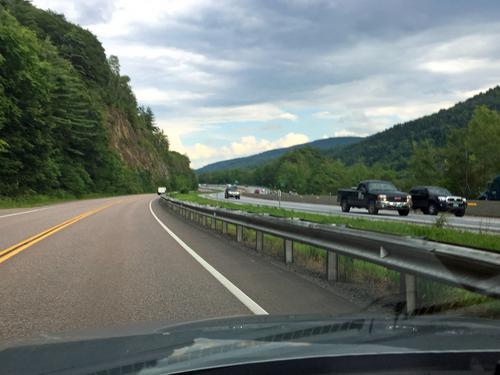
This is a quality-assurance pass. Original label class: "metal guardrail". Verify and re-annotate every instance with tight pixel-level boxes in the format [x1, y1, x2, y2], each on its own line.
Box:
[160, 195, 500, 313]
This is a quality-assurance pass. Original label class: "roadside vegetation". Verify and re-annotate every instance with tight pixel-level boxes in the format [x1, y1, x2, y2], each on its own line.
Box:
[170, 192, 500, 252]
[0, 3, 196, 203]
[0, 192, 116, 209]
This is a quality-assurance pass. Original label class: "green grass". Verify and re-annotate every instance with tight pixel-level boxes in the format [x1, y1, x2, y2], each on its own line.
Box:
[171, 192, 500, 252]
[0, 193, 117, 209]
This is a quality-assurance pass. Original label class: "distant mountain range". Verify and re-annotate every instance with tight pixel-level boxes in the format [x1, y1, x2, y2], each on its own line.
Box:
[198, 85, 500, 174]
[196, 136, 362, 174]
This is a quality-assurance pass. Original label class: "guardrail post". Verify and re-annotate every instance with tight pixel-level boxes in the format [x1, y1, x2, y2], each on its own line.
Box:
[222, 221, 228, 234]
[399, 272, 406, 297]
[327, 251, 338, 281]
[284, 239, 293, 264]
[405, 274, 417, 314]
[256, 231, 263, 252]
[211, 216, 216, 230]
[236, 225, 243, 242]
[202, 215, 207, 226]
[190, 211, 194, 221]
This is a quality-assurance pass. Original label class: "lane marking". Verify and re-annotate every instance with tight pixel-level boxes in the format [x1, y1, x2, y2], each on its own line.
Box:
[149, 199, 268, 315]
[0, 202, 118, 265]
[0, 207, 48, 219]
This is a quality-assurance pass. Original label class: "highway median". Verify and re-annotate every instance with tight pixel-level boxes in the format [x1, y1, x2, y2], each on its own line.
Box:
[171, 192, 500, 253]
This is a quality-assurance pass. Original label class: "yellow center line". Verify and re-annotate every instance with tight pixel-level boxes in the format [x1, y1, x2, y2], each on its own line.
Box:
[0, 201, 120, 265]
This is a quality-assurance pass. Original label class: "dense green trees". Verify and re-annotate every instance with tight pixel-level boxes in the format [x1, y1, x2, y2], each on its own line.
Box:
[0, 9, 56, 195]
[328, 86, 500, 170]
[408, 106, 500, 197]
[200, 147, 403, 195]
[0, 1, 196, 197]
[441, 106, 499, 197]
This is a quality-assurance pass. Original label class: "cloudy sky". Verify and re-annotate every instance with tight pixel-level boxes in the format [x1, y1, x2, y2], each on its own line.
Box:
[32, 0, 500, 168]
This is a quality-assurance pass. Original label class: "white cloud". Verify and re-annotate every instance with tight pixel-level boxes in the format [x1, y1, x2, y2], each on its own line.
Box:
[195, 104, 298, 123]
[157, 103, 299, 165]
[313, 111, 336, 119]
[135, 87, 206, 105]
[334, 129, 368, 138]
[419, 58, 493, 74]
[186, 132, 309, 168]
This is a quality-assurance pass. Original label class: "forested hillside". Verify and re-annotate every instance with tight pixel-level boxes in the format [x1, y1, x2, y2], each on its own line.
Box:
[0, 0, 196, 197]
[328, 86, 500, 169]
[196, 136, 361, 174]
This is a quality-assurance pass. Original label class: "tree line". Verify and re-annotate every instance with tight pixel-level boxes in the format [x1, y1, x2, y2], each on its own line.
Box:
[0, 1, 196, 197]
[199, 106, 500, 198]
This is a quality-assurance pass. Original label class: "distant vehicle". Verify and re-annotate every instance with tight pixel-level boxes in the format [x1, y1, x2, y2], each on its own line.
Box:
[225, 185, 241, 199]
[157, 186, 167, 195]
[254, 189, 260, 194]
[477, 176, 500, 200]
[410, 186, 466, 217]
[337, 180, 411, 216]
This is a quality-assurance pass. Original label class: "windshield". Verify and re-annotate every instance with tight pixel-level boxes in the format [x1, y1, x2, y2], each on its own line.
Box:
[428, 187, 452, 196]
[1, 0, 500, 373]
[368, 182, 398, 192]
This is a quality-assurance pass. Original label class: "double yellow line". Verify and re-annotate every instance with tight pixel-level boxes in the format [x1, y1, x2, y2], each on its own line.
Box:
[0, 201, 118, 265]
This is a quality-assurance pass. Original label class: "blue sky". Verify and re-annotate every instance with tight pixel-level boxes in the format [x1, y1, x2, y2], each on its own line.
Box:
[33, 0, 500, 168]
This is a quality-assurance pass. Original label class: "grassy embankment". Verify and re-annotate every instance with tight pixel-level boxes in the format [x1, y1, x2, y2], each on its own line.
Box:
[170, 192, 500, 315]
[172, 192, 500, 251]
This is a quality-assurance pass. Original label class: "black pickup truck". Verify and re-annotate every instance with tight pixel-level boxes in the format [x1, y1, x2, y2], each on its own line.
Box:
[337, 180, 411, 216]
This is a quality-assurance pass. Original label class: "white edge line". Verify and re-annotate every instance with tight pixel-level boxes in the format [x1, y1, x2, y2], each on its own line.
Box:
[0, 207, 48, 219]
[149, 199, 268, 316]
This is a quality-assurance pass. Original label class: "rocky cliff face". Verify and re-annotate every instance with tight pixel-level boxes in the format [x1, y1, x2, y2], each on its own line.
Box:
[107, 108, 169, 182]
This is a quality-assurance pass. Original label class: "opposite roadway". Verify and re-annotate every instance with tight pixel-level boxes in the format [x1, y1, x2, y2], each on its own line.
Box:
[0, 195, 356, 345]
[207, 192, 500, 233]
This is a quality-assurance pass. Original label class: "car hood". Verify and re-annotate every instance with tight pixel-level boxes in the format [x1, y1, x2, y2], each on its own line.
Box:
[370, 190, 408, 197]
[2, 314, 500, 375]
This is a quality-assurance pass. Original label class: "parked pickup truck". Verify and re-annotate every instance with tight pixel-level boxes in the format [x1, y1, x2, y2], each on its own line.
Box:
[409, 186, 467, 217]
[337, 180, 411, 216]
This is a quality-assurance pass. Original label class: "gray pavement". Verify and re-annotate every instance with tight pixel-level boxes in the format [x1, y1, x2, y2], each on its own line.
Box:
[0, 195, 356, 344]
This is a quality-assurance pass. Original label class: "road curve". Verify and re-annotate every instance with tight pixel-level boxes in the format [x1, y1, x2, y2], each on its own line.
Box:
[0, 195, 355, 344]
[207, 192, 500, 233]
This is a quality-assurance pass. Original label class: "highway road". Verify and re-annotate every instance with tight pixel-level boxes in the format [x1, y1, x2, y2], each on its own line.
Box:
[0, 195, 356, 345]
[208, 192, 500, 233]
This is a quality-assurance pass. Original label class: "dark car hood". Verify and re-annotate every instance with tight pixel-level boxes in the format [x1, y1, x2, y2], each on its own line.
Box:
[2, 314, 500, 375]
[370, 190, 407, 197]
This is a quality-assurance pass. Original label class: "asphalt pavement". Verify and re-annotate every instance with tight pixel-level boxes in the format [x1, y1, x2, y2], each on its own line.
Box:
[208, 192, 500, 233]
[0, 195, 356, 345]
